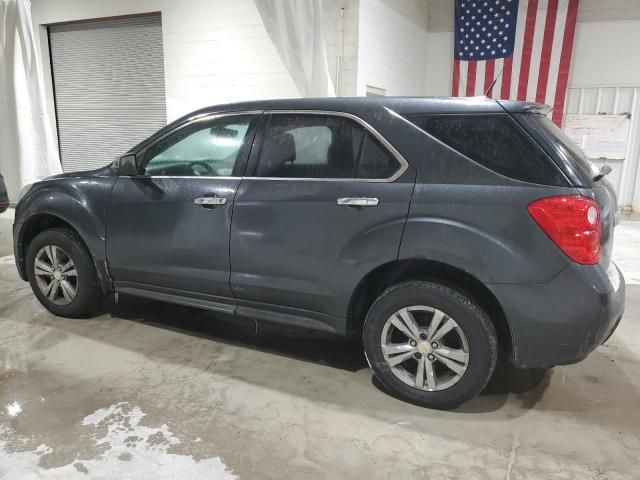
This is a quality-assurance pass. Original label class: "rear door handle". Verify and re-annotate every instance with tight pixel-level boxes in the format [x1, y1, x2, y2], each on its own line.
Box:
[194, 196, 227, 206]
[337, 197, 379, 207]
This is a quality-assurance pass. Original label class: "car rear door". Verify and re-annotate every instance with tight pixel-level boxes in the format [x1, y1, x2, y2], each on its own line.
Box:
[229, 112, 415, 332]
[106, 113, 259, 311]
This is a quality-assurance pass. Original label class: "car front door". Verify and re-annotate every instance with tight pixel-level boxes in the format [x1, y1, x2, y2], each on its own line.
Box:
[229, 112, 416, 333]
[106, 113, 259, 311]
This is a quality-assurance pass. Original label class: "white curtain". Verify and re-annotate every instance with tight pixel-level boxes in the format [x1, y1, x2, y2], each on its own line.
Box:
[255, 0, 336, 97]
[0, 0, 61, 202]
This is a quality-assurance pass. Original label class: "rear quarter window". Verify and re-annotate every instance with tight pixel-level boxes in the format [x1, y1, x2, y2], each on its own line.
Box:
[407, 114, 568, 186]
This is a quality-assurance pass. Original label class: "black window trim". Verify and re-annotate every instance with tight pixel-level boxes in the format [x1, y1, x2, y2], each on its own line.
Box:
[245, 110, 409, 182]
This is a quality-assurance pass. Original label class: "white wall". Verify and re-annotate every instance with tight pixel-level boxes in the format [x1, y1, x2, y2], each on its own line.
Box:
[356, 0, 429, 96]
[570, 20, 640, 88]
[31, 0, 299, 124]
[424, 31, 453, 97]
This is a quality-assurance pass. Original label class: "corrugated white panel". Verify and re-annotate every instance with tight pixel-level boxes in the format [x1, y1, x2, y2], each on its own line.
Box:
[49, 15, 166, 172]
[565, 85, 640, 209]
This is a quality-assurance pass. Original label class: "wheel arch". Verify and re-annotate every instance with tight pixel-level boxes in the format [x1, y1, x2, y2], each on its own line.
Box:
[17, 213, 111, 292]
[346, 258, 515, 360]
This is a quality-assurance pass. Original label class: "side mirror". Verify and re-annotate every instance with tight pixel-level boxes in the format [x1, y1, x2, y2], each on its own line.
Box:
[118, 154, 140, 176]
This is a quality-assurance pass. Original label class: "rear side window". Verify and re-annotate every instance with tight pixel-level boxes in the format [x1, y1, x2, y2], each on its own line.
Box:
[256, 114, 403, 180]
[407, 114, 567, 186]
[357, 133, 399, 179]
[257, 114, 364, 178]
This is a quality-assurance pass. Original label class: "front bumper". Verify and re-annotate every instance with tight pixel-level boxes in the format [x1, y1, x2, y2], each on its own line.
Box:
[489, 261, 625, 368]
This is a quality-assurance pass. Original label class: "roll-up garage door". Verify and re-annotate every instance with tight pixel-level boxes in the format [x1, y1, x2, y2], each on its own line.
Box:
[49, 14, 166, 172]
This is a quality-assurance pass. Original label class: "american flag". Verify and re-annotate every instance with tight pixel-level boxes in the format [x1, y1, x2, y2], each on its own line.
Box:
[452, 0, 579, 126]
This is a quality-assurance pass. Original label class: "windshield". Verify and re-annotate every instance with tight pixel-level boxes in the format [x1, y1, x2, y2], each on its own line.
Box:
[526, 114, 599, 181]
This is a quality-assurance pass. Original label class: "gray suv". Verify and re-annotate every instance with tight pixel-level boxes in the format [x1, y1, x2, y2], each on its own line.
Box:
[13, 97, 625, 408]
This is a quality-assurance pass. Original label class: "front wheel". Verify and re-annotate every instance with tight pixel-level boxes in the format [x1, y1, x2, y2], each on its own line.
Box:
[363, 281, 497, 409]
[26, 228, 104, 317]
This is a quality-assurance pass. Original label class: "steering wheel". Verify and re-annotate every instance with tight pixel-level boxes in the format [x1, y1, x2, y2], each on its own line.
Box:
[189, 161, 216, 176]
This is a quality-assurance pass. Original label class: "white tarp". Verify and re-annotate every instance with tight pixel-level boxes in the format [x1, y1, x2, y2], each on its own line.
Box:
[254, 0, 336, 98]
[0, 0, 61, 202]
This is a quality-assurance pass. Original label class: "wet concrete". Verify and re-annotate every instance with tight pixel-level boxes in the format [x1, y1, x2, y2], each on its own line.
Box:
[1, 210, 639, 479]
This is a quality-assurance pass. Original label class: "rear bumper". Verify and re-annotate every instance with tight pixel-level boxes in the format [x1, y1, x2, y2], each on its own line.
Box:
[490, 261, 625, 368]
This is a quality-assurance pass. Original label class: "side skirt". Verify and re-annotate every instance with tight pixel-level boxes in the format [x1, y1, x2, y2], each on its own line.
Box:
[114, 281, 344, 335]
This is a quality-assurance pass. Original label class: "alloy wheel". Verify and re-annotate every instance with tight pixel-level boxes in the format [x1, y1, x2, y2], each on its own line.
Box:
[33, 245, 78, 305]
[380, 305, 470, 391]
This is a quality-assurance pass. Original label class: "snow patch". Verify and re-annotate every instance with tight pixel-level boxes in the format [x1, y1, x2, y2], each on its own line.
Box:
[0, 402, 236, 479]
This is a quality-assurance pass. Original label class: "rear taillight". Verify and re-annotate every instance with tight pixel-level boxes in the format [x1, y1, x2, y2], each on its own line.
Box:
[528, 195, 601, 265]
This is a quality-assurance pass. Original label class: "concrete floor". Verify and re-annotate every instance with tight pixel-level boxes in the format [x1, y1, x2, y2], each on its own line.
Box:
[1, 210, 639, 479]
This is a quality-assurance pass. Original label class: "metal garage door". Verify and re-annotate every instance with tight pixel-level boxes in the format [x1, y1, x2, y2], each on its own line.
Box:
[49, 15, 166, 172]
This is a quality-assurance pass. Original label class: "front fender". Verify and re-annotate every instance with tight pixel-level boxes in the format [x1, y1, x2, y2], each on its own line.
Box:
[14, 176, 117, 288]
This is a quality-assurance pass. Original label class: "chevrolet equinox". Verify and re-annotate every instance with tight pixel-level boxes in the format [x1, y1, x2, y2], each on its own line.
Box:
[13, 97, 625, 408]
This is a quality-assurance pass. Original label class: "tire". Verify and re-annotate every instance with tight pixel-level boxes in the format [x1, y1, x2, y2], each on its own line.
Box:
[26, 228, 104, 317]
[363, 281, 497, 409]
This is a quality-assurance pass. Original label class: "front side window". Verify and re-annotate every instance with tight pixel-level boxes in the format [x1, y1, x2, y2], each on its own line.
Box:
[143, 116, 253, 177]
[407, 114, 566, 186]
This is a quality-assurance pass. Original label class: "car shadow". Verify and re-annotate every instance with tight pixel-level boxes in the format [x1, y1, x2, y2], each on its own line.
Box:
[104, 294, 551, 413]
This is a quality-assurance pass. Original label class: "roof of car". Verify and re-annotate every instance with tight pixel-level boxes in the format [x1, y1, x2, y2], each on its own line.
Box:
[129, 96, 551, 154]
[183, 96, 550, 117]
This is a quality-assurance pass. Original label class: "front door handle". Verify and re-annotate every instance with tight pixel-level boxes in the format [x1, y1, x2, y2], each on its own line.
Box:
[337, 197, 379, 207]
[194, 196, 227, 206]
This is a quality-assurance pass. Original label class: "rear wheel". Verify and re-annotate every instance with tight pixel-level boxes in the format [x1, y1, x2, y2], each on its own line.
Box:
[363, 281, 497, 409]
[26, 228, 104, 317]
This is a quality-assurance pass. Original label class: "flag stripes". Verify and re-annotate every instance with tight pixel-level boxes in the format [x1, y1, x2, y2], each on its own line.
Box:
[452, 0, 579, 126]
